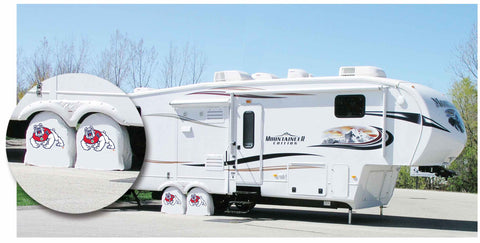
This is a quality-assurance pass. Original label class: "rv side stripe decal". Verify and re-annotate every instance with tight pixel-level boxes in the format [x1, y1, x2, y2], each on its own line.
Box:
[365, 111, 450, 133]
[182, 153, 321, 167]
[236, 165, 320, 172]
[187, 90, 283, 99]
[144, 113, 226, 128]
[226, 153, 321, 166]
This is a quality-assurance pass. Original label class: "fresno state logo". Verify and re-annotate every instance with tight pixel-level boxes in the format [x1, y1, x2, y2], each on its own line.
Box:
[30, 123, 64, 149]
[164, 192, 181, 206]
[188, 193, 206, 207]
[80, 125, 115, 152]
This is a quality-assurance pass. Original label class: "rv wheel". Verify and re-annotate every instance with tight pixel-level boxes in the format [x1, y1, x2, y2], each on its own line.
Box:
[75, 113, 132, 170]
[186, 188, 214, 216]
[235, 202, 256, 211]
[24, 111, 76, 168]
[161, 187, 187, 214]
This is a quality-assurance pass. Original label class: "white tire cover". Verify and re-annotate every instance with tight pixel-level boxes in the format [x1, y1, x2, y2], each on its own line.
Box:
[186, 187, 214, 216]
[24, 111, 76, 167]
[75, 113, 132, 170]
[161, 187, 187, 215]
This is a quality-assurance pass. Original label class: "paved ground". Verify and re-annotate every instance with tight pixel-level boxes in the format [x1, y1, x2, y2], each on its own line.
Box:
[10, 163, 139, 214]
[17, 188, 477, 237]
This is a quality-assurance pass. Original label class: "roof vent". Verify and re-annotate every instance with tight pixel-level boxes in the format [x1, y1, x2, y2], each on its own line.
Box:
[251, 72, 279, 80]
[339, 66, 386, 78]
[214, 71, 253, 82]
[287, 69, 312, 79]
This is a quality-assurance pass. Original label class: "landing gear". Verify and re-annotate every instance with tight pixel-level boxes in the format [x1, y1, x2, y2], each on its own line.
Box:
[348, 208, 352, 224]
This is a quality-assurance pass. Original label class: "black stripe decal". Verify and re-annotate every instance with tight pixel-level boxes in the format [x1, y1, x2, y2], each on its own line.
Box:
[182, 153, 321, 167]
[422, 116, 450, 133]
[365, 111, 421, 124]
[365, 111, 450, 133]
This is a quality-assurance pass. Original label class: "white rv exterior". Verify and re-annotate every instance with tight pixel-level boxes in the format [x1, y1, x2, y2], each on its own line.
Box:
[128, 66, 466, 214]
[9, 67, 466, 219]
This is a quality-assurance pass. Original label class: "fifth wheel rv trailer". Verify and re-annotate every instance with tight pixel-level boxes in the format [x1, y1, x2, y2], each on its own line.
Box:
[8, 66, 466, 223]
[128, 66, 466, 221]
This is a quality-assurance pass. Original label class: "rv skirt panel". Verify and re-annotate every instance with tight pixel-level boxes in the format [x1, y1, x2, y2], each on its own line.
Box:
[24, 111, 76, 167]
[75, 113, 132, 170]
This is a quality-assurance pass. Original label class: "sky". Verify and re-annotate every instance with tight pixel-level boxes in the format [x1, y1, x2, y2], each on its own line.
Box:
[16, 4, 478, 94]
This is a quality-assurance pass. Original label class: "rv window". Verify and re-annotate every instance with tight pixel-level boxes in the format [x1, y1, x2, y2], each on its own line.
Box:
[243, 111, 255, 149]
[335, 95, 365, 118]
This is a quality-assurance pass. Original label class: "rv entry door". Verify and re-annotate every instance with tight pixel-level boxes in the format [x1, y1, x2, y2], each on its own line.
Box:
[236, 105, 264, 185]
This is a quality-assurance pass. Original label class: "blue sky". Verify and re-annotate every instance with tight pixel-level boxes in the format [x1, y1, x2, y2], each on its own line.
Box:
[17, 4, 477, 94]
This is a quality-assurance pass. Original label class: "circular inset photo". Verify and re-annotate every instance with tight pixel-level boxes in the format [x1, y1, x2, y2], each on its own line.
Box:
[6, 73, 146, 214]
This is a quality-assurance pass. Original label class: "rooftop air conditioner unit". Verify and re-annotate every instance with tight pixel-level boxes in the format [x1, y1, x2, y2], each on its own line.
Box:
[214, 71, 253, 82]
[339, 66, 387, 78]
[251, 73, 279, 80]
[287, 69, 311, 79]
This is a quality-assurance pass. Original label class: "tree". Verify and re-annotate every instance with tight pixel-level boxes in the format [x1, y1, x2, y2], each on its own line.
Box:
[130, 39, 158, 89]
[54, 38, 89, 75]
[96, 30, 132, 90]
[160, 42, 207, 88]
[447, 77, 477, 193]
[16, 37, 53, 101]
[451, 24, 477, 82]
[32, 37, 53, 85]
[16, 48, 29, 101]
[445, 23, 478, 193]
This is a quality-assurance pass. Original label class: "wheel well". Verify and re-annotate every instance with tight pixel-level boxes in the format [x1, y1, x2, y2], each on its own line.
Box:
[77, 112, 96, 125]
[126, 126, 146, 171]
[7, 111, 46, 138]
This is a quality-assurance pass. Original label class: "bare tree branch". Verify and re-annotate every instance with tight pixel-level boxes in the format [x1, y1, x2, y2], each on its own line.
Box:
[160, 42, 207, 88]
[96, 30, 132, 90]
[130, 39, 158, 89]
[451, 24, 477, 81]
[55, 38, 90, 75]
[32, 37, 52, 84]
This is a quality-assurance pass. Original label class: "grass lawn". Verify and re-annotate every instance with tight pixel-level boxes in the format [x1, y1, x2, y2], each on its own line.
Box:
[118, 190, 153, 201]
[17, 184, 38, 206]
[17, 184, 153, 207]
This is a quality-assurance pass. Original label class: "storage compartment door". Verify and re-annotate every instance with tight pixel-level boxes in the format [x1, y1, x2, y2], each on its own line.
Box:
[330, 164, 349, 198]
[288, 163, 327, 196]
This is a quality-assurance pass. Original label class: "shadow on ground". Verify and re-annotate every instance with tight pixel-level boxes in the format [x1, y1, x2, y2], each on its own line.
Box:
[220, 207, 478, 232]
[108, 201, 477, 233]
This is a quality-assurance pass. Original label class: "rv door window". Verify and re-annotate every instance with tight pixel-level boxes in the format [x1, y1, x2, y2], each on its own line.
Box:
[243, 111, 255, 149]
[335, 95, 365, 118]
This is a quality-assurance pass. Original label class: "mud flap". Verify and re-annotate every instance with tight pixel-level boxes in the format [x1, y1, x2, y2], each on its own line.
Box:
[161, 187, 187, 214]
[75, 113, 132, 170]
[24, 112, 76, 167]
[186, 188, 214, 216]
